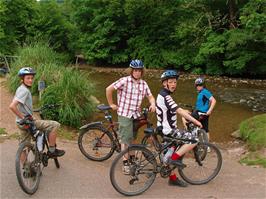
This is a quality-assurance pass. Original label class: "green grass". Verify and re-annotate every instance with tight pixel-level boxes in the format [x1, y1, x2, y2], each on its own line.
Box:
[239, 114, 266, 168]
[239, 153, 266, 168]
[0, 128, 7, 135]
[239, 114, 266, 151]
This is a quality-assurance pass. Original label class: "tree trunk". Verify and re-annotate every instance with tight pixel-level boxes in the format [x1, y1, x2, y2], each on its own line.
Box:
[228, 0, 237, 29]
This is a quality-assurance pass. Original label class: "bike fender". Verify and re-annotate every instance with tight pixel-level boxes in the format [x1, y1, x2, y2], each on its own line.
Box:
[79, 122, 103, 130]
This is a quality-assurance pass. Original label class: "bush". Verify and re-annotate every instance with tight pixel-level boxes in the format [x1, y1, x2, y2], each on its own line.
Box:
[239, 114, 266, 151]
[8, 43, 95, 128]
[41, 68, 95, 127]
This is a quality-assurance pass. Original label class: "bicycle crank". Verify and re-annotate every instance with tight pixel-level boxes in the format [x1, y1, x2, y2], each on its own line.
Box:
[160, 165, 172, 178]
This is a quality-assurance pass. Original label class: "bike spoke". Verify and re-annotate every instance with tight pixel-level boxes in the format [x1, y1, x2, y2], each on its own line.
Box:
[178, 143, 222, 185]
[79, 127, 114, 161]
[110, 146, 157, 196]
[16, 142, 41, 194]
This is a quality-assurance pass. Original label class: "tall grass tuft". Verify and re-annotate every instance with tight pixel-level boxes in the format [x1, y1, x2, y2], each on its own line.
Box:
[8, 42, 67, 94]
[42, 68, 95, 127]
[8, 43, 96, 128]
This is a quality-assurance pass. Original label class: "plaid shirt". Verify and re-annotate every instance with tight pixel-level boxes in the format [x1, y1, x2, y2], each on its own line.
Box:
[113, 76, 152, 119]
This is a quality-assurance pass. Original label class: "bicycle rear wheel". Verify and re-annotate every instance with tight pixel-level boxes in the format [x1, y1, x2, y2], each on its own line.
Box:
[78, 126, 115, 161]
[178, 142, 222, 185]
[110, 146, 157, 196]
[15, 141, 41, 195]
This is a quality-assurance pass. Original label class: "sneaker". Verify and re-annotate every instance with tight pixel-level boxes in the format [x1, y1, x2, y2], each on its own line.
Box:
[167, 159, 186, 169]
[168, 178, 188, 187]
[122, 164, 130, 175]
[48, 149, 65, 158]
[207, 147, 211, 153]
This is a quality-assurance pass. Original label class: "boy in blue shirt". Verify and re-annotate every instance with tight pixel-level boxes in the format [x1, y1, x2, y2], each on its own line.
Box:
[192, 77, 216, 143]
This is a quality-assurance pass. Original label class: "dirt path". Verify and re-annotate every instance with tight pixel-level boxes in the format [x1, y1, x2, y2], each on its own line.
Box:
[0, 77, 266, 198]
[0, 78, 18, 135]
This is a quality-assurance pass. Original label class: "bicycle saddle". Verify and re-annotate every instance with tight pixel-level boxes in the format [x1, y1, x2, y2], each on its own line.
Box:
[97, 104, 112, 111]
[144, 127, 154, 135]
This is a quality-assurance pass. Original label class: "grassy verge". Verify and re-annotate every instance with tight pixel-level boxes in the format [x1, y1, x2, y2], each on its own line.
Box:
[239, 114, 266, 168]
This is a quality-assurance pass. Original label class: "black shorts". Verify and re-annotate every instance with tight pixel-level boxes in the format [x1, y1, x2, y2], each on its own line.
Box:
[191, 110, 209, 133]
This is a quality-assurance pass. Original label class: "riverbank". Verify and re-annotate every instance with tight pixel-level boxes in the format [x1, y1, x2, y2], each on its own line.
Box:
[80, 65, 266, 112]
[79, 65, 266, 87]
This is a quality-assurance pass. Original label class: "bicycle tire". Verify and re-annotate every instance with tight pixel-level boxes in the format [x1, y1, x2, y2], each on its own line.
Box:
[197, 129, 208, 160]
[178, 142, 222, 185]
[110, 146, 157, 196]
[15, 141, 41, 195]
[78, 126, 115, 161]
[198, 129, 208, 143]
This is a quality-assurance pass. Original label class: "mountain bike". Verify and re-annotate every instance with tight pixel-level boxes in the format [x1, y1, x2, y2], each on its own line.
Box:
[15, 104, 61, 195]
[110, 127, 222, 196]
[141, 103, 208, 159]
[78, 104, 151, 161]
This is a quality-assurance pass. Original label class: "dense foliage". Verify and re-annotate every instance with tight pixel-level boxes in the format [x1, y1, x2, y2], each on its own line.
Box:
[8, 43, 95, 127]
[0, 0, 265, 76]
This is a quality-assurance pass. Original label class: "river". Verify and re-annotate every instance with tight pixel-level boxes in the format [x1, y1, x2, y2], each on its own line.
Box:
[81, 67, 266, 143]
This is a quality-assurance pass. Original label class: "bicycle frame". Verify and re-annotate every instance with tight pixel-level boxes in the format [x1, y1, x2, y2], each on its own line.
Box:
[141, 129, 201, 173]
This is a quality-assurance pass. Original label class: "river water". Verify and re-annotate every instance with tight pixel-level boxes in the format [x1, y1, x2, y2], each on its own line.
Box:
[82, 68, 266, 143]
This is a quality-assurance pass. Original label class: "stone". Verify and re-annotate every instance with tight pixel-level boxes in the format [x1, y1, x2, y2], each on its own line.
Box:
[239, 99, 247, 104]
[231, 130, 241, 139]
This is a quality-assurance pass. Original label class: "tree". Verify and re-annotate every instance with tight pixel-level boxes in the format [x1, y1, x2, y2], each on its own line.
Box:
[0, 0, 37, 54]
[71, 0, 129, 64]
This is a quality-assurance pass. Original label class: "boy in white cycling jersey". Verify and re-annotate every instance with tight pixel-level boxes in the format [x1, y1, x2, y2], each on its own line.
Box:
[156, 70, 202, 187]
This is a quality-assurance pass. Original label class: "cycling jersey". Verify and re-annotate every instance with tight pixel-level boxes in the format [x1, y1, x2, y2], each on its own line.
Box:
[156, 88, 179, 135]
[195, 88, 213, 113]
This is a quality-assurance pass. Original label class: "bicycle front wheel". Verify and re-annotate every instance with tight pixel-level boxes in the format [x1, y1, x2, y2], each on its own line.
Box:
[110, 146, 157, 196]
[197, 129, 208, 160]
[178, 142, 222, 185]
[15, 141, 41, 195]
[78, 126, 115, 161]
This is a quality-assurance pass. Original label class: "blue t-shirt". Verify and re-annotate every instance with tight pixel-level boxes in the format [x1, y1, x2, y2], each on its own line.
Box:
[195, 88, 213, 113]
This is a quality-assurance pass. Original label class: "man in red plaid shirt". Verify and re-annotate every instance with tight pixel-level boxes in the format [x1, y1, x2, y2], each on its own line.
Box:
[106, 59, 156, 174]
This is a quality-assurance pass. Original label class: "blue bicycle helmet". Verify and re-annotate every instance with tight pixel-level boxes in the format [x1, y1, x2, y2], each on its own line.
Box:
[160, 70, 179, 82]
[195, 77, 205, 86]
[129, 59, 144, 69]
[18, 67, 36, 77]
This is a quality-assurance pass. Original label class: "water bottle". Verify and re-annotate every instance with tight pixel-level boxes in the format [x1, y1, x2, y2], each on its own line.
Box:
[37, 133, 44, 152]
[163, 147, 175, 163]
